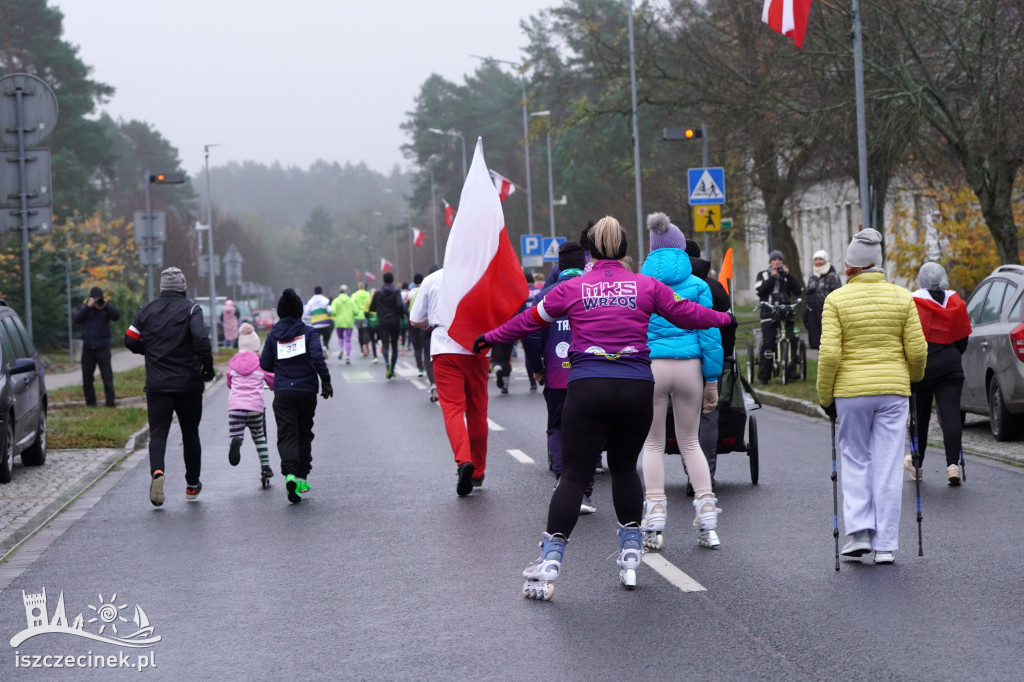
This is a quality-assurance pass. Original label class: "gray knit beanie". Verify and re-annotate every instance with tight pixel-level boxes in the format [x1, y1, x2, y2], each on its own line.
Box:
[769, 250, 784, 262]
[647, 212, 688, 251]
[159, 267, 187, 292]
[917, 262, 948, 291]
[845, 228, 883, 268]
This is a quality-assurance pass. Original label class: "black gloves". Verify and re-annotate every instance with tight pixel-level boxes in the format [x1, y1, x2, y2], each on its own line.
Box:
[472, 334, 491, 355]
[821, 402, 837, 422]
[320, 379, 333, 400]
[201, 362, 215, 382]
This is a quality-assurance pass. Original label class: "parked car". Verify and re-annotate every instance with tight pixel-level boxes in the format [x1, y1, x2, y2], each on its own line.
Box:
[960, 264, 1024, 441]
[0, 299, 48, 483]
[252, 309, 275, 332]
[194, 297, 254, 344]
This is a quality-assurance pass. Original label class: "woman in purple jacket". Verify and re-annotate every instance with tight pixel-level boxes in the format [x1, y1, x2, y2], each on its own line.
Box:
[476, 216, 731, 600]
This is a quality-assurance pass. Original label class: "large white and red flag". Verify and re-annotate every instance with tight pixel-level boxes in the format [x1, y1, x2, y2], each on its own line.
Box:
[443, 199, 455, 227]
[380, 258, 393, 273]
[439, 138, 529, 350]
[488, 170, 517, 203]
[411, 227, 424, 247]
[762, 0, 813, 49]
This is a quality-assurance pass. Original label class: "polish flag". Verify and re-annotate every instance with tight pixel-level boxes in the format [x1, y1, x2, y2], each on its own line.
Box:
[381, 258, 393, 273]
[443, 199, 455, 227]
[440, 139, 529, 350]
[488, 170, 517, 203]
[366, 272, 376, 283]
[411, 227, 424, 248]
[354, 268, 361, 280]
[762, 0, 813, 49]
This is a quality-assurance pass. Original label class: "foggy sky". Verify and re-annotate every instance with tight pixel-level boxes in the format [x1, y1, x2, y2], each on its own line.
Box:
[55, 0, 555, 176]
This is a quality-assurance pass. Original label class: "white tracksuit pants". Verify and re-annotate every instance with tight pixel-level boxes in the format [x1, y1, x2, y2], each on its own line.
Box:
[836, 395, 908, 552]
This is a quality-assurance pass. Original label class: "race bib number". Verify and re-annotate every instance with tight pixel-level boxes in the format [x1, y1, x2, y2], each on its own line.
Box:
[277, 335, 307, 359]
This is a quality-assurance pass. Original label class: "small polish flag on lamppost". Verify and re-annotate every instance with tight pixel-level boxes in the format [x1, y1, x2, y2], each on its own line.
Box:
[366, 272, 376, 283]
[762, 0, 813, 49]
[381, 258, 393, 273]
[411, 227, 424, 247]
[488, 170, 517, 203]
[443, 199, 455, 227]
[354, 268, 361, 280]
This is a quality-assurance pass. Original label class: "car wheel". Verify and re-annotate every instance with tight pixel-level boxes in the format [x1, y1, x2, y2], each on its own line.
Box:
[0, 417, 13, 484]
[988, 378, 1023, 442]
[21, 406, 46, 466]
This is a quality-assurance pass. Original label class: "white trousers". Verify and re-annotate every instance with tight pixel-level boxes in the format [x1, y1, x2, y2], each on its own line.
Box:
[836, 395, 908, 552]
[642, 358, 713, 499]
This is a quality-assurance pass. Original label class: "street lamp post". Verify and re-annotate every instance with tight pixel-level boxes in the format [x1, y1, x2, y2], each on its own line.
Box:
[427, 128, 466, 181]
[530, 111, 556, 239]
[627, 0, 645, 264]
[471, 55, 534, 236]
[428, 162, 439, 265]
[204, 143, 220, 349]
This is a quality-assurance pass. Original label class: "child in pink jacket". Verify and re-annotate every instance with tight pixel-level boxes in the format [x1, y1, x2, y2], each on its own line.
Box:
[226, 324, 275, 485]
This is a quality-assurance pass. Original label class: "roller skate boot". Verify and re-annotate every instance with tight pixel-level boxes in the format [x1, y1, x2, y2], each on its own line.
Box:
[260, 465, 273, 488]
[617, 523, 643, 589]
[641, 497, 667, 550]
[693, 496, 721, 549]
[522, 532, 567, 601]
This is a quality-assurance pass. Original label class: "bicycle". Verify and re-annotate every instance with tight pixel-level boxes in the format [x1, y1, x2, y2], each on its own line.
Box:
[746, 299, 807, 385]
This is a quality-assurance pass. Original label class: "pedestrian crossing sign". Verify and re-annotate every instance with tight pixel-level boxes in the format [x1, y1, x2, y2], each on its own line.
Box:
[693, 205, 721, 232]
[688, 167, 726, 205]
[543, 237, 565, 261]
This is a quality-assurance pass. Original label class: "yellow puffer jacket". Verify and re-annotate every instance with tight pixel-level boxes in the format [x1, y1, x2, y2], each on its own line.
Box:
[816, 272, 927, 406]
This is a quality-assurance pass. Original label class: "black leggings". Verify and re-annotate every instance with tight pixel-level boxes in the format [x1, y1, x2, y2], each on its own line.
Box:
[913, 377, 964, 466]
[547, 378, 653, 537]
[379, 322, 400, 369]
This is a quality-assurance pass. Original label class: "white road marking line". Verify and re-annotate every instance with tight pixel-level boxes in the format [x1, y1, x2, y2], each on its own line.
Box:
[643, 554, 707, 592]
[410, 378, 427, 390]
[507, 449, 534, 464]
[487, 418, 505, 431]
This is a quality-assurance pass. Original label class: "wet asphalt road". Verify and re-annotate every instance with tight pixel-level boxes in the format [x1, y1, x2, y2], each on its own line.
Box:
[1, 356, 1022, 681]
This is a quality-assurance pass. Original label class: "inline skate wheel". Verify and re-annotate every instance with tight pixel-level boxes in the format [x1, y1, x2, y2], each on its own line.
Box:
[643, 531, 664, 551]
[523, 580, 554, 601]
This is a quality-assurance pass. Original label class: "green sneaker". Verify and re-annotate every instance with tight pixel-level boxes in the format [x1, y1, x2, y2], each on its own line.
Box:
[296, 479, 311, 494]
[285, 474, 301, 504]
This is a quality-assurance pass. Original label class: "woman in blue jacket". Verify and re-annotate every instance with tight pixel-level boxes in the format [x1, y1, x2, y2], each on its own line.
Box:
[640, 213, 724, 551]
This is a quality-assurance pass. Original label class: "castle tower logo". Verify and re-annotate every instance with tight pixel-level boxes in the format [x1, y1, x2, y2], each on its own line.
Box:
[10, 589, 161, 648]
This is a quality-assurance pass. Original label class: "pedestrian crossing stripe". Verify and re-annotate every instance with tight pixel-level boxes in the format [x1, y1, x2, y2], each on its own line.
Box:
[689, 169, 724, 203]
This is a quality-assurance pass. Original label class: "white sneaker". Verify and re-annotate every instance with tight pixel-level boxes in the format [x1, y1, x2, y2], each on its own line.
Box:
[947, 464, 962, 486]
[840, 529, 872, 557]
[904, 454, 921, 481]
[579, 496, 597, 514]
[874, 551, 895, 564]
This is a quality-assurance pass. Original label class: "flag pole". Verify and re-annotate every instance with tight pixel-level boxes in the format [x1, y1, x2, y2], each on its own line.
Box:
[852, 0, 871, 232]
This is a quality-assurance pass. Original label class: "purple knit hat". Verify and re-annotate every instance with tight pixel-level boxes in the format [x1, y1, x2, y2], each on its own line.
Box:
[647, 212, 688, 251]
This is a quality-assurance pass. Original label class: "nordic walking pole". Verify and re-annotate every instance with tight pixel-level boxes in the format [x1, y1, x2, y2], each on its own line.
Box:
[908, 395, 923, 556]
[830, 414, 840, 572]
[960, 448, 966, 483]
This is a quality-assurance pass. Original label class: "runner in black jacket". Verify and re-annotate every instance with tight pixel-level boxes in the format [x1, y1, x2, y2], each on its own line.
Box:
[370, 272, 405, 379]
[124, 267, 214, 506]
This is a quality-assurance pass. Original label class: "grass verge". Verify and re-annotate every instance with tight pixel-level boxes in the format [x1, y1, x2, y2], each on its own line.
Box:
[49, 406, 149, 449]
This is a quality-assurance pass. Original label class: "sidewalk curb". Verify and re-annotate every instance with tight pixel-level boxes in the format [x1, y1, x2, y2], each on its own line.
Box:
[0, 377, 222, 565]
[756, 388, 1023, 468]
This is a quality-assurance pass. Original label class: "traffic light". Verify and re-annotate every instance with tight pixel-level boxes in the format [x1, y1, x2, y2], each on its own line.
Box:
[663, 127, 704, 141]
[149, 172, 186, 184]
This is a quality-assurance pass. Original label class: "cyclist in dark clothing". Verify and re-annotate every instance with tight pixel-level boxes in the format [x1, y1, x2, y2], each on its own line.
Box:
[370, 271, 406, 379]
[74, 286, 121, 407]
[124, 267, 215, 506]
[754, 250, 802, 384]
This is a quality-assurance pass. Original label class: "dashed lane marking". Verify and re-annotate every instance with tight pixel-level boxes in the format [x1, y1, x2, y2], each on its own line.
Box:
[507, 449, 534, 464]
[643, 554, 707, 592]
[487, 418, 504, 431]
[410, 379, 428, 390]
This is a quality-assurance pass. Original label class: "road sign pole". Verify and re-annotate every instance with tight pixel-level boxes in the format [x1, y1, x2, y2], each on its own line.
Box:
[15, 87, 33, 336]
[700, 124, 710, 262]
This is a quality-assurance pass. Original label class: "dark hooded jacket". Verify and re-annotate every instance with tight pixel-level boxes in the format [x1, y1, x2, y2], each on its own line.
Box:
[260, 317, 330, 393]
[124, 291, 213, 392]
[690, 256, 737, 358]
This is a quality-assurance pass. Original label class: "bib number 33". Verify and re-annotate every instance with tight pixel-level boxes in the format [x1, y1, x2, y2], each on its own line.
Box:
[277, 335, 307, 359]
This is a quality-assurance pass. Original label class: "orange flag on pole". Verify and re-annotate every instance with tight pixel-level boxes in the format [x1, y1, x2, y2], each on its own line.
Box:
[718, 248, 733, 295]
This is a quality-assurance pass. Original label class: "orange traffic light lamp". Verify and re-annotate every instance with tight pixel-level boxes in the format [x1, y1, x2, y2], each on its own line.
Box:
[149, 172, 186, 184]
[663, 127, 703, 141]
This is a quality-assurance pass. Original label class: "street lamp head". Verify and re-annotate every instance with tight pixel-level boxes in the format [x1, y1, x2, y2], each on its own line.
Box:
[427, 128, 445, 135]
[530, 110, 551, 118]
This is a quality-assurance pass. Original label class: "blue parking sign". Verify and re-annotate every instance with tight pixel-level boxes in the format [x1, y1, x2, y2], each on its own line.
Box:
[521, 234, 543, 257]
